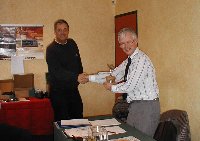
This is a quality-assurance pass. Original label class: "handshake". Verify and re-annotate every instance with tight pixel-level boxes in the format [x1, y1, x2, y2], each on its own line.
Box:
[78, 72, 116, 91]
[78, 73, 116, 84]
[105, 75, 116, 84]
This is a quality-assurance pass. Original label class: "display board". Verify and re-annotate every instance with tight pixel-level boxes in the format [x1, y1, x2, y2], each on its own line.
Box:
[0, 24, 44, 60]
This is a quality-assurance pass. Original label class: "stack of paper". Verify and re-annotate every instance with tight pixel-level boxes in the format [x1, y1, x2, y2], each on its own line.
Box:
[61, 119, 90, 126]
[62, 118, 127, 138]
[109, 136, 140, 141]
[89, 118, 121, 126]
[105, 126, 126, 135]
[64, 126, 89, 138]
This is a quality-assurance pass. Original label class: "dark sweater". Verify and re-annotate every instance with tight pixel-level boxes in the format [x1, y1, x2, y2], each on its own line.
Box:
[46, 38, 83, 90]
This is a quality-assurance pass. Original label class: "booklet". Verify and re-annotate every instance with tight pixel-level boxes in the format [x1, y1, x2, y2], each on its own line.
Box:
[61, 119, 90, 127]
[89, 118, 121, 126]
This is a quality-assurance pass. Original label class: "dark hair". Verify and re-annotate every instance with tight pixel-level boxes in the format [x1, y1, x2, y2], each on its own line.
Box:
[54, 19, 69, 30]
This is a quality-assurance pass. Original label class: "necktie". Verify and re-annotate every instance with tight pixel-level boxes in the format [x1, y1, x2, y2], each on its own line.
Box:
[123, 57, 131, 100]
[124, 57, 131, 81]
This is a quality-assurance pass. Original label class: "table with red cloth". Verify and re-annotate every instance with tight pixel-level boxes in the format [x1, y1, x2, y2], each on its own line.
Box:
[0, 97, 54, 135]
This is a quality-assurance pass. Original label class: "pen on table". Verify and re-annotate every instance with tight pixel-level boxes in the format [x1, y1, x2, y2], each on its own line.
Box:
[62, 130, 68, 137]
[72, 135, 76, 139]
[62, 131, 76, 139]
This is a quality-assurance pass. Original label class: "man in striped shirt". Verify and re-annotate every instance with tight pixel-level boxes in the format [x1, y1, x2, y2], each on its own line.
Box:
[88, 28, 160, 137]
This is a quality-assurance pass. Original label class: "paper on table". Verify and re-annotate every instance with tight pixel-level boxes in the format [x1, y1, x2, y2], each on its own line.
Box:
[89, 118, 121, 126]
[11, 56, 25, 74]
[64, 126, 89, 137]
[61, 119, 90, 126]
[109, 136, 140, 141]
[105, 126, 126, 135]
[18, 98, 30, 101]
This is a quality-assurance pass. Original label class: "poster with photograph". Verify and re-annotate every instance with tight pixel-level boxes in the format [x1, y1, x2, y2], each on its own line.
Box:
[0, 24, 44, 60]
[0, 26, 16, 59]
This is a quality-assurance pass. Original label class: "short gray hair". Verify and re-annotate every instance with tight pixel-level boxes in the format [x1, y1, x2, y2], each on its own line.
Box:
[118, 28, 137, 41]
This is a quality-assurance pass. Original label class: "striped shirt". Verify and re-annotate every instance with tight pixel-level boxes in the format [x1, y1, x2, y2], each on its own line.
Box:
[89, 48, 159, 103]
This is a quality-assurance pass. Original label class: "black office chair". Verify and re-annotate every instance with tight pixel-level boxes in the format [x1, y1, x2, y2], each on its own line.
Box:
[154, 109, 191, 141]
[112, 96, 129, 123]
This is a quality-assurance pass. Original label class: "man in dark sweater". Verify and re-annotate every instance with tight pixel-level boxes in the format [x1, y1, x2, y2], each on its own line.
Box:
[46, 19, 87, 121]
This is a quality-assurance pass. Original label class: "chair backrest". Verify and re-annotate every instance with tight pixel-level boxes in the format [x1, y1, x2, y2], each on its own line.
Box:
[112, 98, 130, 122]
[154, 120, 177, 141]
[155, 109, 191, 141]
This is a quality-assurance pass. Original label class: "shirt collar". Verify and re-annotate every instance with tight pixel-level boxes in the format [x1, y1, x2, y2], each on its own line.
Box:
[129, 47, 139, 60]
[54, 39, 68, 45]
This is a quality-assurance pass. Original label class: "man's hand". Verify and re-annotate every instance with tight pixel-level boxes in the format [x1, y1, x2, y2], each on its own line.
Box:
[78, 73, 89, 84]
[103, 82, 112, 91]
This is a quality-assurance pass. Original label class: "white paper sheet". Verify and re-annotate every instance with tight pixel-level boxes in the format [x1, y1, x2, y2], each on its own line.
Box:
[89, 118, 121, 126]
[18, 98, 30, 101]
[64, 125, 126, 138]
[11, 56, 24, 74]
[105, 126, 126, 135]
[61, 119, 90, 126]
[64, 126, 89, 137]
[109, 136, 140, 141]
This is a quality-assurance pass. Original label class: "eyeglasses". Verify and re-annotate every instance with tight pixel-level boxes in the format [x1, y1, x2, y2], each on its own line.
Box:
[119, 40, 135, 48]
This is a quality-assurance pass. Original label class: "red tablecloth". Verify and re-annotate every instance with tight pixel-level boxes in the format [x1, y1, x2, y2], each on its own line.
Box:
[0, 98, 54, 135]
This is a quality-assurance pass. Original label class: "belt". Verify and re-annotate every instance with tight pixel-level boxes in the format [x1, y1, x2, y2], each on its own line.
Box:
[153, 97, 159, 101]
[130, 97, 159, 103]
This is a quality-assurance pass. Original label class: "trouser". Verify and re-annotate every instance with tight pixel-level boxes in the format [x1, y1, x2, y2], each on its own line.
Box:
[49, 87, 83, 121]
[127, 100, 160, 137]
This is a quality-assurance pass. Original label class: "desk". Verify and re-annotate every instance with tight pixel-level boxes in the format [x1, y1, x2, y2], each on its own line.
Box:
[0, 97, 54, 135]
[54, 116, 156, 141]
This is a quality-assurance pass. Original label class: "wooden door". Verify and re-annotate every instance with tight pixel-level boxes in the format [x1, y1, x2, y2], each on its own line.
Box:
[115, 11, 138, 100]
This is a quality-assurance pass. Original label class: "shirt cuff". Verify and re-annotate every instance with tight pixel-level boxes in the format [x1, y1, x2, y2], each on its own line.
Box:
[89, 75, 96, 82]
[111, 85, 117, 93]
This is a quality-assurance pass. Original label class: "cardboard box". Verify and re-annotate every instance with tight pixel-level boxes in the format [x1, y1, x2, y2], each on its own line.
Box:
[0, 94, 10, 100]
[0, 90, 10, 100]
[13, 73, 34, 89]
[14, 88, 30, 98]
[0, 79, 14, 92]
